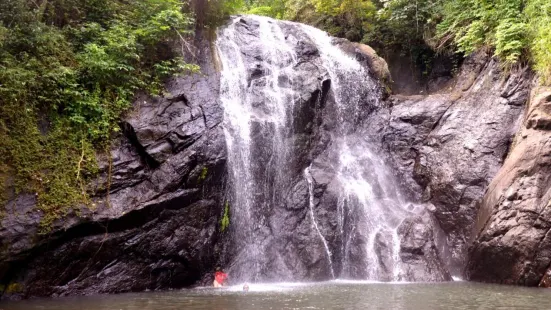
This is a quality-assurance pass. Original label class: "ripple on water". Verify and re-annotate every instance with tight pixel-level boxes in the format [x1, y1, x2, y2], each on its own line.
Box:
[2, 282, 551, 310]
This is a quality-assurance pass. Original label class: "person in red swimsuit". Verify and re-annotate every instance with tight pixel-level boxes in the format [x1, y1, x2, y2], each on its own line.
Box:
[213, 267, 228, 287]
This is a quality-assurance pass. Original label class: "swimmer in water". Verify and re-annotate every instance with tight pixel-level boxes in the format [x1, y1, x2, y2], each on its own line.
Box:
[213, 267, 228, 288]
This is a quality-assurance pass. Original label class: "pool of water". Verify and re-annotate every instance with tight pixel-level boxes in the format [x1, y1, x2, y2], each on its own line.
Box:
[1, 281, 551, 310]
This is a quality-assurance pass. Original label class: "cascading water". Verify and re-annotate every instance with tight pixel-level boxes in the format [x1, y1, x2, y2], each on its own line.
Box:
[216, 15, 415, 283]
[301, 24, 410, 280]
[217, 16, 300, 282]
[304, 166, 335, 279]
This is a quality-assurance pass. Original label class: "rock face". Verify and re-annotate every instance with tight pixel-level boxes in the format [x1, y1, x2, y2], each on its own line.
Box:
[0, 16, 538, 300]
[215, 16, 340, 282]
[466, 86, 551, 286]
[397, 216, 450, 281]
[381, 52, 530, 275]
[217, 16, 451, 283]
[0, 38, 228, 299]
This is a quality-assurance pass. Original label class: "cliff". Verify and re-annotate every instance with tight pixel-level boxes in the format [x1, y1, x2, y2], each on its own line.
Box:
[0, 16, 540, 299]
[466, 85, 551, 286]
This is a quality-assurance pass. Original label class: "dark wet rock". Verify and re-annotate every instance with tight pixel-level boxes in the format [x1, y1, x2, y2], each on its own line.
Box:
[466, 87, 551, 286]
[302, 51, 530, 281]
[22, 199, 220, 298]
[0, 37, 227, 300]
[382, 51, 460, 96]
[216, 16, 339, 283]
[213, 24, 532, 285]
[0, 195, 40, 264]
[398, 216, 451, 282]
[382, 52, 531, 275]
[374, 231, 395, 278]
[267, 178, 335, 281]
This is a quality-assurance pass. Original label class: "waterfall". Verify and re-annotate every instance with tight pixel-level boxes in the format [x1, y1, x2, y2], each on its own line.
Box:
[301, 24, 408, 280]
[216, 15, 412, 283]
[217, 16, 299, 282]
[304, 166, 335, 279]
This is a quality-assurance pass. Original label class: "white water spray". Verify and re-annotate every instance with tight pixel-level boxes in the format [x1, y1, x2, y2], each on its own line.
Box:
[217, 16, 300, 282]
[301, 24, 408, 280]
[305, 166, 335, 279]
[217, 15, 414, 282]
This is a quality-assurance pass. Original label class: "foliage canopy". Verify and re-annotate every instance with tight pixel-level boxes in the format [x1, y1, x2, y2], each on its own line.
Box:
[241, 0, 551, 82]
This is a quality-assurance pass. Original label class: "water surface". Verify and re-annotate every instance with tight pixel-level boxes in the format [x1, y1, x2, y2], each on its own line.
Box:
[2, 281, 551, 310]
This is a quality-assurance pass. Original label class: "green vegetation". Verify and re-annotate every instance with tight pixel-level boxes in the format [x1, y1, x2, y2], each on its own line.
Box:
[220, 201, 230, 232]
[244, 0, 287, 19]
[191, 0, 245, 29]
[0, 282, 23, 294]
[526, 0, 551, 83]
[0, 0, 204, 230]
[198, 166, 209, 183]
[437, 0, 525, 62]
[241, 0, 551, 83]
[435, 0, 551, 81]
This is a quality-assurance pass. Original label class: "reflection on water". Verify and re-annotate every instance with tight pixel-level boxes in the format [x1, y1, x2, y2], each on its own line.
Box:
[2, 282, 551, 310]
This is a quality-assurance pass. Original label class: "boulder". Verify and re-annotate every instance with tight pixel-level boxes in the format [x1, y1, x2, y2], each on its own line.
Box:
[398, 216, 451, 282]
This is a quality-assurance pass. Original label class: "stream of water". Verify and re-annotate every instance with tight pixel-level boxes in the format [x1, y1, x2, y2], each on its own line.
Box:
[2, 282, 550, 310]
[217, 15, 416, 282]
[305, 166, 335, 278]
[217, 15, 300, 282]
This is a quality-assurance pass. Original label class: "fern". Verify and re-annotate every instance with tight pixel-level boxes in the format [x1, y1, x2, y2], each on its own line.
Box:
[526, 0, 551, 83]
[494, 18, 526, 63]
